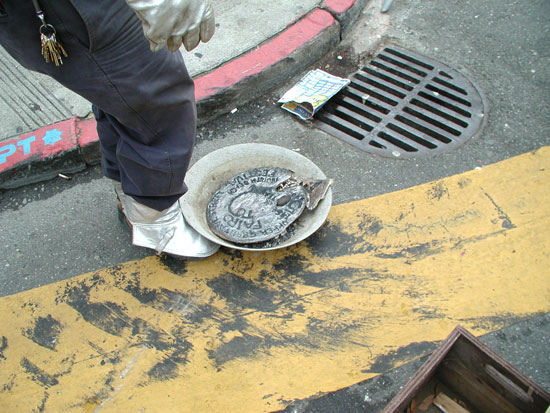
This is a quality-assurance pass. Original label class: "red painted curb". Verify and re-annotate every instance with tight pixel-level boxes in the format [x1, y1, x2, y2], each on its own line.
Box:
[76, 117, 99, 147]
[0, 119, 78, 174]
[322, 0, 357, 15]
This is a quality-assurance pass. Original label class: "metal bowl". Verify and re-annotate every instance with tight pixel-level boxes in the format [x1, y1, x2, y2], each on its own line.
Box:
[180, 143, 332, 251]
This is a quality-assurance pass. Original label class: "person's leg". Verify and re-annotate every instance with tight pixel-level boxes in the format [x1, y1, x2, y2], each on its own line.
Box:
[0, 0, 194, 211]
[92, 106, 121, 185]
[0, 0, 219, 257]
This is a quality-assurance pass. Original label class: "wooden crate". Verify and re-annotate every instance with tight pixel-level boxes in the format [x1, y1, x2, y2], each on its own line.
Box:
[383, 326, 550, 413]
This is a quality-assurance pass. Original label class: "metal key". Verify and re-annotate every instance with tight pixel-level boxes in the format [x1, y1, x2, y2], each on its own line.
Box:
[33, 0, 68, 67]
[39, 23, 67, 66]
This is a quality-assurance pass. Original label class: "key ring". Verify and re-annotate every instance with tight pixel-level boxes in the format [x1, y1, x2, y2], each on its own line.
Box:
[32, 0, 68, 66]
[39, 23, 56, 38]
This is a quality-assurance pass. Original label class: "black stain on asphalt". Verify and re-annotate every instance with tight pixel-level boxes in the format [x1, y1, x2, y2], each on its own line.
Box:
[303, 316, 360, 350]
[306, 212, 444, 263]
[24, 314, 62, 350]
[363, 341, 438, 373]
[147, 356, 180, 381]
[427, 182, 449, 200]
[337, 282, 352, 292]
[208, 272, 291, 312]
[209, 307, 374, 368]
[208, 333, 275, 367]
[64, 284, 132, 336]
[55, 273, 105, 305]
[56, 277, 196, 380]
[131, 319, 172, 351]
[290, 303, 306, 314]
[458, 178, 471, 188]
[184, 302, 225, 326]
[159, 255, 188, 275]
[218, 315, 251, 333]
[0, 336, 7, 360]
[147, 345, 192, 381]
[305, 220, 376, 258]
[113, 275, 222, 325]
[201, 245, 389, 370]
[482, 190, 515, 229]
[203, 265, 394, 369]
[20, 357, 59, 387]
[358, 214, 384, 236]
[123, 281, 159, 305]
[298, 267, 365, 288]
[374, 242, 441, 261]
[224, 249, 244, 262]
[412, 305, 446, 320]
[88, 340, 121, 365]
[397, 203, 416, 222]
[120, 278, 192, 313]
[272, 254, 308, 276]
[273, 253, 380, 288]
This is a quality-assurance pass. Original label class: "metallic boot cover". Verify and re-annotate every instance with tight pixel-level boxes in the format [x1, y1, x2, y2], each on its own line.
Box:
[114, 182, 219, 258]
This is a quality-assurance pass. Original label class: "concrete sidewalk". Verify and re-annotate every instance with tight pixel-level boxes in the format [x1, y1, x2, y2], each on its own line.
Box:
[0, 0, 367, 189]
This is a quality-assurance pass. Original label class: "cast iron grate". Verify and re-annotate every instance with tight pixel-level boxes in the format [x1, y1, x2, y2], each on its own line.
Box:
[315, 46, 488, 158]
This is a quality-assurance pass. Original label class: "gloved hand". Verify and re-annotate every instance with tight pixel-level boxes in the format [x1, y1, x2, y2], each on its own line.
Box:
[125, 0, 215, 52]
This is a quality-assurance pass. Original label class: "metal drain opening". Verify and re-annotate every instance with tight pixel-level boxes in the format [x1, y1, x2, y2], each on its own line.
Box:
[315, 46, 488, 158]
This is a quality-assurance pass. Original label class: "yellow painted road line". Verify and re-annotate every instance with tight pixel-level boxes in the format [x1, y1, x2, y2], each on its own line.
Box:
[1, 148, 549, 412]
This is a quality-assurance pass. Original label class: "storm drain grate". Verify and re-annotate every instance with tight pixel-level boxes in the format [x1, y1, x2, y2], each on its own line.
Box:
[315, 46, 488, 158]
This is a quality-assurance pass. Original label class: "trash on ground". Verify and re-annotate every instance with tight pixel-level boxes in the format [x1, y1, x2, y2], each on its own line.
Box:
[278, 69, 350, 120]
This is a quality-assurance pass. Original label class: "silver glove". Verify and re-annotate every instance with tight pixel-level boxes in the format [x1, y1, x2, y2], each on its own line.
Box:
[126, 0, 215, 52]
[114, 182, 219, 258]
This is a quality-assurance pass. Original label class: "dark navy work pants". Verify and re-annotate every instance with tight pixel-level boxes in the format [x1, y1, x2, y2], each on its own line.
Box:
[0, 0, 196, 210]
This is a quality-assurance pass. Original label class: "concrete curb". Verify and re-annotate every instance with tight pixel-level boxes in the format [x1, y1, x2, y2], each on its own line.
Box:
[0, 0, 365, 190]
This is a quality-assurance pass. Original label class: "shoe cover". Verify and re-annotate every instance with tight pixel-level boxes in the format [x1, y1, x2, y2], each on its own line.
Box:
[114, 181, 219, 258]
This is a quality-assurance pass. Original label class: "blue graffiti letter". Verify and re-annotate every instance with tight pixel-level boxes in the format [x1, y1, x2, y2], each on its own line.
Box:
[0, 144, 16, 165]
[17, 136, 36, 155]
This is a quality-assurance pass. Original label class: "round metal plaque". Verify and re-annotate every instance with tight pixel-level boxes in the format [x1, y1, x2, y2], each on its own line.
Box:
[206, 167, 307, 244]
